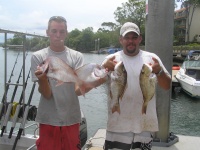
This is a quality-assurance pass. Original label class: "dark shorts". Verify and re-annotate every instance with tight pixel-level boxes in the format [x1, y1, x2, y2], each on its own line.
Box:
[104, 140, 152, 150]
[104, 131, 153, 150]
[36, 123, 81, 150]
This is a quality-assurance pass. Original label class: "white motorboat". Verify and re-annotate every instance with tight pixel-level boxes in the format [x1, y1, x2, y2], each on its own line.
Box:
[175, 50, 200, 98]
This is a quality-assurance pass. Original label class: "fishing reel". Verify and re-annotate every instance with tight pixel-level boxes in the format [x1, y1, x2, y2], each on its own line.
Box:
[18, 104, 37, 121]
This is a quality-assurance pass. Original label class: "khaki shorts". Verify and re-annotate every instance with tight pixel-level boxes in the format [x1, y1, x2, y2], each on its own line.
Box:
[104, 131, 153, 150]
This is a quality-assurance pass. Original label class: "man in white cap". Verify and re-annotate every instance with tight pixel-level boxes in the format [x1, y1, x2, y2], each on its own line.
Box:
[103, 22, 171, 150]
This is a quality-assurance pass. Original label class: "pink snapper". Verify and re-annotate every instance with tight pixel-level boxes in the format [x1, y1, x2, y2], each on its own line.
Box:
[38, 56, 108, 96]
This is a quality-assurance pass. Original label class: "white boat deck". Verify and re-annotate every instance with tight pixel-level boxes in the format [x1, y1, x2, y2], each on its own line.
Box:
[84, 129, 200, 150]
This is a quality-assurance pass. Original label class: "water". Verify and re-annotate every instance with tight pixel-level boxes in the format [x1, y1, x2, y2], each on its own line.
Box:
[0, 47, 200, 140]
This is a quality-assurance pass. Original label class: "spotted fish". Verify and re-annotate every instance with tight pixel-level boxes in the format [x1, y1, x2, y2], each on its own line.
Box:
[110, 61, 127, 114]
[140, 63, 156, 114]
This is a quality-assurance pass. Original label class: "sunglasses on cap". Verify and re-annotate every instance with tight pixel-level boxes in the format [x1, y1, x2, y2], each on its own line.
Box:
[49, 16, 66, 22]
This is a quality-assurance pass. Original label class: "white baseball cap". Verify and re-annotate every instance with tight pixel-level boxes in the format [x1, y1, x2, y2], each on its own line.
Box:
[120, 22, 140, 36]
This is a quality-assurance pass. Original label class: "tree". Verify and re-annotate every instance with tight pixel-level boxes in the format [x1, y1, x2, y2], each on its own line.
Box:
[98, 22, 119, 48]
[181, 0, 200, 42]
[114, 0, 145, 29]
[66, 28, 81, 48]
[68, 27, 94, 52]
[79, 27, 94, 52]
[101, 22, 117, 32]
[113, 0, 146, 45]
[11, 33, 24, 45]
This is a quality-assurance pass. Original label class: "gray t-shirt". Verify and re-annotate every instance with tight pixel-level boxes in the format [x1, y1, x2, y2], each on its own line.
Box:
[31, 47, 84, 126]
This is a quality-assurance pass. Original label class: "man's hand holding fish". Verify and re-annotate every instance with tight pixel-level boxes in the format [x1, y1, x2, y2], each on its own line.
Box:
[35, 65, 52, 99]
[76, 56, 116, 95]
[37, 56, 116, 96]
[101, 55, 117, 71]
[150, 57, 171, 90]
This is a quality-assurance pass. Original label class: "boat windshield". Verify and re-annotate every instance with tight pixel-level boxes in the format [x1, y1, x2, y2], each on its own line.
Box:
[182, 60, 200, 69]
[182, 51, 200, 69]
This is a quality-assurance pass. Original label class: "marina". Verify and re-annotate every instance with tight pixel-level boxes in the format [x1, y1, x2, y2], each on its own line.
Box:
[0, 27, 200, 149]
[0, 47, 200, 149]
[1, 0, 200, 149]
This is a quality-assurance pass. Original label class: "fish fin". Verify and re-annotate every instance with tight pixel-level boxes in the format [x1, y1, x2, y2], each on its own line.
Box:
[110, 90, 113, 99]
[119, 83, 127, 100]
[79, 81, 96, 97]
[79, 83, 86, 97]
[56, 80, 64, 86]
[142, 101, 148, 114]
[112, 104, 120, 114]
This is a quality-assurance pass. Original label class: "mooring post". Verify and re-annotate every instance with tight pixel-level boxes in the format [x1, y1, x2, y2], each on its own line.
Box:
[145, 0, 178, 147]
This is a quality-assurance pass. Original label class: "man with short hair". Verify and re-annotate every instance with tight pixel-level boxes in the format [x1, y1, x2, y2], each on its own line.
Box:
[31, 16, 114, 150]
[103, 22, 171, 150]
[31, 16, 84, 150]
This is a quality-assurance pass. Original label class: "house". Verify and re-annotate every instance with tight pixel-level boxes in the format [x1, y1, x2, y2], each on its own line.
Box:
[174, 5, 200, 43]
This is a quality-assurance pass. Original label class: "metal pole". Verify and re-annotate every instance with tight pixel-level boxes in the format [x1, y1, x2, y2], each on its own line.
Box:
[95, 39, 97, 51]
[98, 38, 100, 51]
[145, 0, 178, 147]
[4, 33, 7, 105]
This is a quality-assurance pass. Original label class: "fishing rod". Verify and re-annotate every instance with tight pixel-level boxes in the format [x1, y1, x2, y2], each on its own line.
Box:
[0, 52, 20, 120]
[8, 69, 31, 138]
[0, 52, 28, 136]
[12, 81, 36, 150]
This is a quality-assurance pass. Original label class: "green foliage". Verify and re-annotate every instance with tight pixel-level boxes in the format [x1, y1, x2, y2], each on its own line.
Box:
[187, 42, 200, 46]
[114, 0, 145, 27]
[4, 0, 147, 52]
[173, 44, 200, 50]
[2, 0, 154, 51]
[114, 0, 146, 44]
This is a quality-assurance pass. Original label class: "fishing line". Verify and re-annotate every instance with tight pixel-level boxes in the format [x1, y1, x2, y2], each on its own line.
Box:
[0, 52, 20, 120]
[0, 52, 28, 136]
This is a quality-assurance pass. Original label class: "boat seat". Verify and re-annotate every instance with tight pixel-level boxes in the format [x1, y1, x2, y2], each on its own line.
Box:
[186, 69, 200, 81]
[186, 69, 196, 76]
[196, 70, 200, 81]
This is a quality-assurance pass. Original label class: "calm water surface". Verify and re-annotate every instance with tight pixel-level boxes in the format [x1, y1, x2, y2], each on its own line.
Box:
[0, 47, 200, 139]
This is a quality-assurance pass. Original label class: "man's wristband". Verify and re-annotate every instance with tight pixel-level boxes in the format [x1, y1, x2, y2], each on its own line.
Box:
[155, 68, 163, 76]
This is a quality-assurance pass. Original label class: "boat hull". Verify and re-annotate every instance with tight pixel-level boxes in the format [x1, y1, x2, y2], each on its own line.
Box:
[176, 70, 200, 98]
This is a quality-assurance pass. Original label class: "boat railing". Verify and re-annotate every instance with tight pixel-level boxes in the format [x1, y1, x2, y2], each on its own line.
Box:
[185, 67, 200, 70]
[13, 122, 39, 137]
[0, 28, 46, 149]
[27, 144, 36, 150]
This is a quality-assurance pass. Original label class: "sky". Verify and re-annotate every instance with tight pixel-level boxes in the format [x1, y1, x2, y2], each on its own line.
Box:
[0, 0, 182, 43]
[0, 0, 128, 38]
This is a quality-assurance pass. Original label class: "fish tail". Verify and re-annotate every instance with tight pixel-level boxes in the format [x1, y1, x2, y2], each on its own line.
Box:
[112, 103, 120, 114]
[142, 102, 148, 114]
[79, 83, 86, 97]
[79, 82, 95, 97]
[56, 80, 64, 86]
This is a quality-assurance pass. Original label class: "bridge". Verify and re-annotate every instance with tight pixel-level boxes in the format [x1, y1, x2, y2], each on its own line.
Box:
[0, 28, 46, 38]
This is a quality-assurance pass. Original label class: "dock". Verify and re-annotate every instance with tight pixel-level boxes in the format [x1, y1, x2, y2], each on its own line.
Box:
[172, 70, 180, 87]
[84, 129, 200, 150]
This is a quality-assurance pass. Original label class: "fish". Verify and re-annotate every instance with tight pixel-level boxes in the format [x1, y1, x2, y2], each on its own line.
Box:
[110, 61, 127, 114]
[140, 63, 156, 114]
[75, 63, 108, 83]
[38, 56, 107, 96]
[38, 56, 88, 96]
